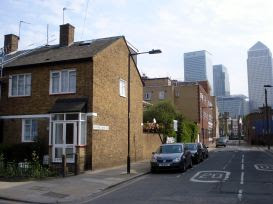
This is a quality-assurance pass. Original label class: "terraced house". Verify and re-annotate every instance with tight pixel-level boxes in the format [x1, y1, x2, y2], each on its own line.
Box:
[0, 23, 144, 171]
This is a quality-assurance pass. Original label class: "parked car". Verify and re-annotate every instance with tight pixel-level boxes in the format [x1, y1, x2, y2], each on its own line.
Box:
[150, 143, 192, 172]
[216, 137, 227, 147]
[184, 143, 203, 164]
[199, 143, 209, 159]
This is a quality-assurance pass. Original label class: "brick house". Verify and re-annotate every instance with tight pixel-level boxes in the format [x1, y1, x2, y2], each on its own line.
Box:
[143, 77, 218, 145]
[0, 23, 144, 171]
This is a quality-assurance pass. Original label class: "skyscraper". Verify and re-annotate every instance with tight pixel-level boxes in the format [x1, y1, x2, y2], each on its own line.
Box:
[184, 50, 213, 93]
[213, 64, 230, 97]
[247, 41, 273, 112]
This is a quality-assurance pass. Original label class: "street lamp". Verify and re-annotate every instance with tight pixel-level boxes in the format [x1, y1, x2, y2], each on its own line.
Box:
[264, 85, 273, 150]
[201, 106, 213, 145]
[127, 48, 162, 174]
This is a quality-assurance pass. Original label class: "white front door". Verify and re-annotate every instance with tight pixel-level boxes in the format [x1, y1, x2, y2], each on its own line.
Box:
[52, 122, 77, 163]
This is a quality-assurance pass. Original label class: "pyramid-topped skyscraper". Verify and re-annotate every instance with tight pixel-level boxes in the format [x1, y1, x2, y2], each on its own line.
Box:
[247, 41, 273, 112]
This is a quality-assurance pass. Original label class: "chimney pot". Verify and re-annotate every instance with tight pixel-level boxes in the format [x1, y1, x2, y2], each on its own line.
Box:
[60, 23, 75, 47]
[4, 34, 19, 54]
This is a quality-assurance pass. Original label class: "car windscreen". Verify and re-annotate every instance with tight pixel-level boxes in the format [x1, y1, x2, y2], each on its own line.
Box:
[184, 143, 197, 150]
[218, 138, 225, 142]
[157, 145, 183, 154]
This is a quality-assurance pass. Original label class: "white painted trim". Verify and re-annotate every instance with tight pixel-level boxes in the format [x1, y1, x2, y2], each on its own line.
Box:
[0, 114, 50, 119]
[0, 112, 96, 119]
[86, 112, 97, 117]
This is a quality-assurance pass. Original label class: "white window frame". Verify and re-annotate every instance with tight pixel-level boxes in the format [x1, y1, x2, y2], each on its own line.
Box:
[9, 73, 31, 97]
[49, 69, 76, 95]
[50, 112, 87, 163]
[22, 119, 37, 142]
[159, 91, 165, 100]
[144, 92, 152, 100]
[119, 79, 127, 97]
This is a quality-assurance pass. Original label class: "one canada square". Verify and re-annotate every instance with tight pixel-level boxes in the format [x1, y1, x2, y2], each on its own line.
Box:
[247, 41, 273, 112]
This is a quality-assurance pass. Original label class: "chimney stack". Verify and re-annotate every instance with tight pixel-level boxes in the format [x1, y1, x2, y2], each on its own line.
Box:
[4, 34, 19, 54]
[59, 23, 74, 47]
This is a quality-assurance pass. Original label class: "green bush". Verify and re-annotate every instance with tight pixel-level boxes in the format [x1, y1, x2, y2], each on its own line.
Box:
[0, 138, 48, 163]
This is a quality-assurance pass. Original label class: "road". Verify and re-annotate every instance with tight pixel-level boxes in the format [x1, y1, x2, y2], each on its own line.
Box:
[81, 143, 273, 204]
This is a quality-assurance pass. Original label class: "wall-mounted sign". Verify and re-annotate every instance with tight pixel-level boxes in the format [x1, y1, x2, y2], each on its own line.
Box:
[93, 124, 109, 131]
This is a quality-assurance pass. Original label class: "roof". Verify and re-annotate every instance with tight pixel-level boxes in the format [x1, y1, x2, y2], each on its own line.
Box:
[248, 41, 269, 51]
[49, 97, 88, 113]
[2, 36, 122, 68]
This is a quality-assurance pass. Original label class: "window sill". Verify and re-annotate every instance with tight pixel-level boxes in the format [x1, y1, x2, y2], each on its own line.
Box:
[49, 92, 76, 96]
[120, 95, 127, 98]
[8, 95, 31, 98]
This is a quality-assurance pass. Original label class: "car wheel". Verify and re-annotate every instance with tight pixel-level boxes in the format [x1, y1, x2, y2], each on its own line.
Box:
[189, 159, 193, 168]
[151, 167, 156, 173]
[180, 162, 186, 172]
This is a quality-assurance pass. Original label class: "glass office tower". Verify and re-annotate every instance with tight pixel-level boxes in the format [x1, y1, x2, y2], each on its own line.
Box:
[247, 41, 273, 112]
[213, 64, 230, 97]
[184, 50, 213, 93]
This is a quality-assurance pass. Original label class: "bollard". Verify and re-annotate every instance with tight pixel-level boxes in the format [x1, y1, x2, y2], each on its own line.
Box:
[62, 154, 66, 177]
[74, 153, 79, 175]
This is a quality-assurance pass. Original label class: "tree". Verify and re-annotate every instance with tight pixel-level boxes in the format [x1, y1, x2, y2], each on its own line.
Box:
[144, 101, 177, 143]
[176, 114, 198, 143]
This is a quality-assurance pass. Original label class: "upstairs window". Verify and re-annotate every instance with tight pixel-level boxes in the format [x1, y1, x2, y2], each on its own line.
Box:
[119, 79, 127, 97]
[9, 74, 31, 97]
[50, 69, 76, 94]
[144, 92, 152, 100]
[22, 119, 38, 142]
[159, 91, 165, 100]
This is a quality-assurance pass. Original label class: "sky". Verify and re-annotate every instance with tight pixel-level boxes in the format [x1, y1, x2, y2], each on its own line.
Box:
[1, 0, 273, 97]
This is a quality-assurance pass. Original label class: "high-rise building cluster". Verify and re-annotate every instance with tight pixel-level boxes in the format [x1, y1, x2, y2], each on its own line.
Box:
[183, 50, 248, 118]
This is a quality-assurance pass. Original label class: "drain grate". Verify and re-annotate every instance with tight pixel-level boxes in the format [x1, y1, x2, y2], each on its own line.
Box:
[42, 191, 69, 198]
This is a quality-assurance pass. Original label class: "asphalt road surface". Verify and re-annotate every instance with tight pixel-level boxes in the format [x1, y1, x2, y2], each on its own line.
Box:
[81, 144, 273, 204]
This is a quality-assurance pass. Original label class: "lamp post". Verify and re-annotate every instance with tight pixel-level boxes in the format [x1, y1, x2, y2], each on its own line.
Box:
[201, 106, 213, 145]
[264, 85, 273, 150]
[127, 48, 161, 174]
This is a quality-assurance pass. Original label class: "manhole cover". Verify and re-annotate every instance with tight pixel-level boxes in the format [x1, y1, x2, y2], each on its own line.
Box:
[42, 191, 69, 198]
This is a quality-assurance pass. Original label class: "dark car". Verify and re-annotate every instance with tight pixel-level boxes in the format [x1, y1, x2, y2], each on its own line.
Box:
[216, 137, 227, 147]
[184, 143, 203, 164]
[199, 143, 209, 159]
[150, 143, 192, 172]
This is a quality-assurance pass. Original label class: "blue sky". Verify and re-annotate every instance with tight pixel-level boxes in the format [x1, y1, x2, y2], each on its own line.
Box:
[1, 0, 273, 96]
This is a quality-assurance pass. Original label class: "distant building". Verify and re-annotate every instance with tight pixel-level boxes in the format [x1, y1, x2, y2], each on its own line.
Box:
[143, 77, 218, 145]
[247, 41, 273, 112]
[217, 95, 249, 118]
[184, 50, 213, 94]
[213, 64, 230, 97]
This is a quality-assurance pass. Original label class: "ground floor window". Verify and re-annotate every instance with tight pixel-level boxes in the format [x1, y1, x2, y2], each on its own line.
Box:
[22, 119, 38, 142]
[50, 113, 87, 163]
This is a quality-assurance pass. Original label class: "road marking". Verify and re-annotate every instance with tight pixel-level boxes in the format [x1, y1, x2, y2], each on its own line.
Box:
[238, 189, 243, 201]
[254, 164, 273, 171]
[241, 154, 244, 164]
[241, 163, 244, 170]
[190, 171, 231, 183]
[223, 154, 235, 170]
[240, 172, 244, 184]
[176, 175, 181, 178]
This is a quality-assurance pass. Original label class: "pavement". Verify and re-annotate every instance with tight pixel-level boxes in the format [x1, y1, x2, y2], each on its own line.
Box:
[0, 160, 150, 204]
[0, 143, 272, 204]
